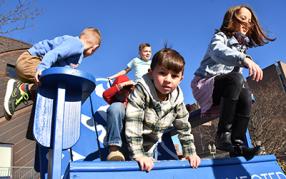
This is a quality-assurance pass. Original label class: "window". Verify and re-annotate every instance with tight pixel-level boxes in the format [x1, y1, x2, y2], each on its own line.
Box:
[0, 143, 13, 178]
[6, 64, 17, 79]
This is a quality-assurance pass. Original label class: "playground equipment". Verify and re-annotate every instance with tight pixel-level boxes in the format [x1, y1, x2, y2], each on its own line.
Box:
[33, 67, 285, 179]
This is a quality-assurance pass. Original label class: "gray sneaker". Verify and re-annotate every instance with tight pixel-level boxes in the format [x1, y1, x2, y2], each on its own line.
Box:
[4, 79, 29, 120]
[107, 150, 125, 161]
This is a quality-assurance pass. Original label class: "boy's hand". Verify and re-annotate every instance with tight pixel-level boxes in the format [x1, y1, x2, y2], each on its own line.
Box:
[185, 154, 201, 168]
[120, 80, 135, 88]
[35, 70, 42, 83]
[107, 76, 114, 80]
[70, 63, 79, 69]
[117, 80, 135, 90]
[135, 156, 154, 172]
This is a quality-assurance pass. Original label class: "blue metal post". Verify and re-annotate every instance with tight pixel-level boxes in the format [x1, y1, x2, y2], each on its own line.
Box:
[49, 86, 66, 179]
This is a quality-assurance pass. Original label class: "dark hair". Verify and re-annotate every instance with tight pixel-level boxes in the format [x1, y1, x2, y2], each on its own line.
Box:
[151, 48, 185, 74]
[220, 5, 274, 46]
[139, 43, 151, 51]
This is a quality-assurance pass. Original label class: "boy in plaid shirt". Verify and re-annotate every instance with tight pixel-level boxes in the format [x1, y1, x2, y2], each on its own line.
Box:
[125, 48, 200, 172]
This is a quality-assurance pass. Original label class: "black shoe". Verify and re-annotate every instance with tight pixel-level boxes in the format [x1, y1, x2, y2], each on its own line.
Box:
[230, 144, 261, 160]
[4, 79, 29, 120]
[216, 132, 234, 152]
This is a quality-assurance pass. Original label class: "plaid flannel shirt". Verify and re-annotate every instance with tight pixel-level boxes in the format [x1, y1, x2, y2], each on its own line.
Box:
[125, 74, 196, 159]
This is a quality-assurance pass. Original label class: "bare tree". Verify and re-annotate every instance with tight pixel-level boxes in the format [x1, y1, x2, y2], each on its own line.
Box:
[0, 0, 41, 34]
[248, 74, 286, 155]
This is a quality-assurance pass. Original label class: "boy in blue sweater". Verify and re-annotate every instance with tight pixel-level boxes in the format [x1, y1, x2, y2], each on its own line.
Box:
[4, 27, 101, 120]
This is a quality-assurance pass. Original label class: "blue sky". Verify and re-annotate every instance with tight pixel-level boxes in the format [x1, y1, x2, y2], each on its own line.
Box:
[5, 0, 286, 104]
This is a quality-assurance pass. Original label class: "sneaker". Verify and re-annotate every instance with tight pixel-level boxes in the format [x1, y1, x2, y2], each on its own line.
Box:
[107, 150, 125, 161]
[4, 79, 29, 120]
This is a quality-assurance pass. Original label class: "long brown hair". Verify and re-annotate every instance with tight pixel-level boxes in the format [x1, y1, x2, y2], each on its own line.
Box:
[220, 5, 274, 46]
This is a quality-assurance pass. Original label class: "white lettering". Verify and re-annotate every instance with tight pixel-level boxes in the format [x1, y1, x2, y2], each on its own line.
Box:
[251, 174, 262, 179]
[228, 172, 286, 179]
[240, 176, 248, 179]
[276, 172, 286, 179]
[260, 173, 268, 179]
[268, 172, 275, 179]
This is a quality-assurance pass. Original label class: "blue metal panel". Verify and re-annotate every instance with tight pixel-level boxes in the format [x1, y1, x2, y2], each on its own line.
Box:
[68, 155, 286, 179]
[33, 67, 96, 179]
[39, 67, 95, 102]
[71, 78, 110, 162]
[33, 92, 53, 147]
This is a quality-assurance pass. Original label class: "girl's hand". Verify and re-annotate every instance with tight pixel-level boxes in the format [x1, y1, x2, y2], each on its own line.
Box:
[185, 154, 201, 168]
[135, 156, 154, 172]
[243, 57, 263, 82]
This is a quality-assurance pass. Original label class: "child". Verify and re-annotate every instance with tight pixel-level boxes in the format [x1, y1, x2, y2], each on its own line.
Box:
[125, 48, 201, 172]
[4, 27, 101, 120]
[191, 5, 274, 159]
[108, 43, 152, 82]
[102, 75, 135, 161]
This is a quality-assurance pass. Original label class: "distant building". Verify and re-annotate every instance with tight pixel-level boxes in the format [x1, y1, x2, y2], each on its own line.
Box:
[0, 36, 39, 178]
[248, 61, 286, 161]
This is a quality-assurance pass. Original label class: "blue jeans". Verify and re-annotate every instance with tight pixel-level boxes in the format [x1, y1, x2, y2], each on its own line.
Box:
[106, 102, 125, 147]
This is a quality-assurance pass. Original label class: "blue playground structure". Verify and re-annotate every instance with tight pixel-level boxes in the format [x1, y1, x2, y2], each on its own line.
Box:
[33, 67, 285, 179]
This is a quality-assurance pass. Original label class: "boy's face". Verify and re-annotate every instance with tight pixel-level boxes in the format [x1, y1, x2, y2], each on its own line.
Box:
[83, 44, 99, 57]
[149, 65, 183, 100]
[139, 47, 152, 61]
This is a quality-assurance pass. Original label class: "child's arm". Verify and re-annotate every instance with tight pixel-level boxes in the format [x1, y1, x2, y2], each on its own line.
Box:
[242, 57, 263, 82]
[125, 85, 147, 159]
[185, 154, 201, 168]
[37, 39, 83, 72]
[108, 67, 131, 80]
[173, 102, 201, 168]
[209, 32, 263, 81]
[102, 85, 120, 104]
[135, 156, 154, 172]
[208, 32, 249, 67]
[125, 86, 155, 171]
[103, 80, 135, 104]
[108, 58, 135, 80]
[34, 70, 42, 83]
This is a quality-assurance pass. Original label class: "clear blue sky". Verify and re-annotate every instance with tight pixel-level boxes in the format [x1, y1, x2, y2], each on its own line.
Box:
[5, 0, 286, 104]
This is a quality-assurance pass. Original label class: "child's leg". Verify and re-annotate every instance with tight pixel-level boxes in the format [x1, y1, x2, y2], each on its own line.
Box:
[4, 51, 41, 119]
[15, 51, 41, 83]
[230, 88, 260, 160]
[106, 102, 126, 161]
[213, 72, 244, 152]
[231, 88, 252, 143]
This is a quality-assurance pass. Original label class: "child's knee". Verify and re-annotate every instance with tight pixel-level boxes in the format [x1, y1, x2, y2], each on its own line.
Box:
[15, 52, 41, 82]
[107, 102, 125, 115]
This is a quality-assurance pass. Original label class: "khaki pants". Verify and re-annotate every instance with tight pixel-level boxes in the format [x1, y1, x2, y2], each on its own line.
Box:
[15, 51, 41, 83]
